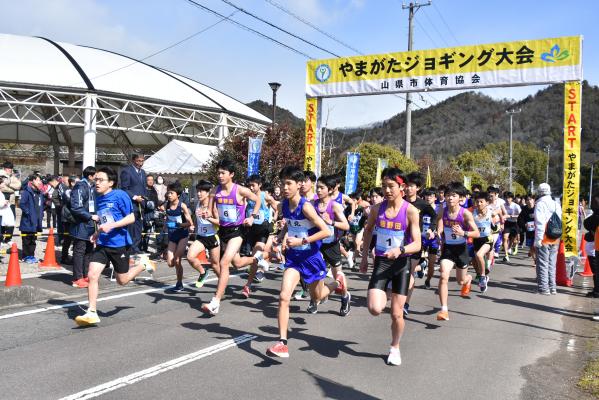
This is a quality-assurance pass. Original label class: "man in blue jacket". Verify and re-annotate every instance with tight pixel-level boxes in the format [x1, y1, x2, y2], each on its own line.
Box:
[119, 154, 147, 254]
[69, 166, 98, 288]
[19, 174, 44, 264]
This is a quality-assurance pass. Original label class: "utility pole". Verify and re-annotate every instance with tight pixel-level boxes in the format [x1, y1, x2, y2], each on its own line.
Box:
[544, 144, 551, 183]
[506, 109, 521, 193]
[590, 162, 594, 206]
[402, 1, 431, 159]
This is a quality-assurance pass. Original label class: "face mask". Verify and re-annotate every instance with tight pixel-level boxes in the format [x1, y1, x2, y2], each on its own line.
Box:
[157, 178, 163, 184]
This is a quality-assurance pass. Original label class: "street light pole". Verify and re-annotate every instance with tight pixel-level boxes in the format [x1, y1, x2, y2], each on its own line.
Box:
[268, 82, 281, 131]
[506, 109, 521, 192]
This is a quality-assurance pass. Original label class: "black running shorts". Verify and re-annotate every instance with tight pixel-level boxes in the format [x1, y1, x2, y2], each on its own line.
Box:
[196, 235, 219, 251]
[440, 243, 470, 269]
[368, 256, 410, 295]
[218, 226, 243, 246]
[90, 245, 130, 274]
[320, 241, 342, 268]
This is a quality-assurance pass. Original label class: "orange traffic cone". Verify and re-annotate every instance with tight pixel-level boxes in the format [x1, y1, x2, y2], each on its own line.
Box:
[196, 249, 209, 264]
[5, 243, 21, 287]
[556, 241, 573, 287]
[40, 228, 61, 269]
[579, 236, 593, 277]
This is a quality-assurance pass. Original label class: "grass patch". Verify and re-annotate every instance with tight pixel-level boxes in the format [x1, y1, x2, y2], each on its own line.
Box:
[579, 356, 599, 397]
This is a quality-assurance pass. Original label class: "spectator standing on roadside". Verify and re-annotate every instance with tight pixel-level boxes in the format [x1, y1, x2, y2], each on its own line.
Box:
[45, 176, 59, 229]
[584, 190, 599, 300]
[141, 174, 159, 253]
[56, 176, 74, 263]
[154, 175, 167, 204]
[53, 175, 69, 246]
[69, 166, 97, 288]
[0, 179, 15, 249]
[0, 161, 21, 243]
[120, 154, 147, 254]
[533, 183, 562, 295]
[19, 174, 44, 264]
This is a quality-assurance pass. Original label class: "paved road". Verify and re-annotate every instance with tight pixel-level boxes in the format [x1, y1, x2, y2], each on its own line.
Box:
[0, 253, 594, 400]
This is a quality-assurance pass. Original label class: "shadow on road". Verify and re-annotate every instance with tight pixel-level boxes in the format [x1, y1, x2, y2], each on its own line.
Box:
[303, 369, 383, 400]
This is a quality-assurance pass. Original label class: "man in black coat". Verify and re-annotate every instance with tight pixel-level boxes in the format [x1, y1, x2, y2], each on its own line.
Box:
[119, 153, 147, 254]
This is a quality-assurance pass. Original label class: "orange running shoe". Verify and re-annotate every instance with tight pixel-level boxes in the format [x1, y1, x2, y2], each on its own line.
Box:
[436, 310, 449, 321]
[461, 282, 471, 297]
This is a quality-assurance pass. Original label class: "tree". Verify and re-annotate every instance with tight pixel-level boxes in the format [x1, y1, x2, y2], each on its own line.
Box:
[205, 122, 305, 184]
[344, 142, 418, 191]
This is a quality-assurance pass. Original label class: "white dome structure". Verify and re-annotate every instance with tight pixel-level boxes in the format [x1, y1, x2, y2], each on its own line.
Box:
[0, 33, 270, 167]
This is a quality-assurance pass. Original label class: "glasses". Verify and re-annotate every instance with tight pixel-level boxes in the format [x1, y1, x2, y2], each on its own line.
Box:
[94, 178, 109, 183]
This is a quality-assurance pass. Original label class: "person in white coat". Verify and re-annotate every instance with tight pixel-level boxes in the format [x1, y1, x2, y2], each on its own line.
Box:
[533, 183, 562, 295]
[0, 188, 16, 246]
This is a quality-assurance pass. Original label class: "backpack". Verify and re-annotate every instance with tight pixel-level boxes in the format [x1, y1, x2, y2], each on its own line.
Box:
[545, 200, 562, 240]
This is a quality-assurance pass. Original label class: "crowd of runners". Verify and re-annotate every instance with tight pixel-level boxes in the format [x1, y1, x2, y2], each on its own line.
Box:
[70, 159, 578, 366]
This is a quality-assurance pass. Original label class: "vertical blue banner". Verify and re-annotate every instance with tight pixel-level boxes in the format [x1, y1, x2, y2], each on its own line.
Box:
[247, 137, 263, 177]
[344, 152, 360, 195]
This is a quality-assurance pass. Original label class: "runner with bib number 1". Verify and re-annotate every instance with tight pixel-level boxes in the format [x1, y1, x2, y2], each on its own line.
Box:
[359, 167, 421, 366]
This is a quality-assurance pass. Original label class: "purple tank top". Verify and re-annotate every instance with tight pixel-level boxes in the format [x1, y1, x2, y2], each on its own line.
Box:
[374, 200, 411, 257]
[215, 184, 246, 227]
[313, 199, 336, 244]
[442, 206, 468, 245]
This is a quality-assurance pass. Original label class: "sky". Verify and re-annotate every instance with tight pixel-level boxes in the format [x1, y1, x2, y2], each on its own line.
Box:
[2, 0, 597, 129]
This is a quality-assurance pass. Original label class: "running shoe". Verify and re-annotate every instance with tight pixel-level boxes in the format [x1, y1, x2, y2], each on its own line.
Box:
[403, 303, 410, 317]
[424, 278, 431, 289]
[335, 271, 347, 294]
[75, 309, 100, 326]
[339, 292, 351, 317]
[242, 285, 251, 298]
[195, 270, 210, 288]
[254, 271, 265, 283]
[170, 281, 184, 292]
[592, 315, 599, 321]
[307, 300, 318, 314]
[347, 251, 355, 270]
[72, 278, 89, 288]
[387, 347, 402, 366]
[479, 276, 488, 293]
[201, 298, 220, 315]
[550, 289, 557, 295]
[473, 274, 481, 285]
[436, 310, 449, 321]
[254, 250, 264, 261]
[294, 289, 308, 300]
[460, 282, 471, 297]
[257, 258, 270, 272]
[502, 255, 510, 263]
[266, 341, 289, 358]
[416, 267, 424, 279]
[139, 254, 156, 273]
[512, 246, 518, 255]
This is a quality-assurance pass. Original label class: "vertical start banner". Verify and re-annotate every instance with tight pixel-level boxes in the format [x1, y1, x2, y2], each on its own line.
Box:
[304, 98, 318, 172]
[561, 81, 581, 257]
[247, 137, 263, 177]
[345, 152, 360, 195]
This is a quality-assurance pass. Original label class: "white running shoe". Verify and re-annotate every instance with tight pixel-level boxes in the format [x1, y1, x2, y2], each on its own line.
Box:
[347, 251, 355, 269]
[201, 297, 220, 316]
[258, 258, 270, 272]
[387, 347, 402, 366]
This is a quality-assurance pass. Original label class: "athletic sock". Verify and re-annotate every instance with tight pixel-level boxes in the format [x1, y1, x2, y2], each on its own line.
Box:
[280, 338, 288, 345]
[441, 305, 448, 311]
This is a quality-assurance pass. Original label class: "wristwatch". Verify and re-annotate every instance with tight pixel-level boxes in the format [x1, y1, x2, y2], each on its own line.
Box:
[399, 245, 405, 254]
[301, 237, 309, 245]
[251, 213, 259, 219]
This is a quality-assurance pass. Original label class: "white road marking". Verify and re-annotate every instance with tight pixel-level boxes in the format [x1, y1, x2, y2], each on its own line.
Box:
[0, 275, 243, 320]
[59, 334, 257, 400]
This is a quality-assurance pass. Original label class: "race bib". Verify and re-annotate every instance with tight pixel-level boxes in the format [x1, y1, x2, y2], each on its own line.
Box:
[375, 227, 404, 254]
[476, 220, 491, 237]
[422, 215, 431, 233]
[196, 216, 215, 236]
[322, 224, 335, 244]
[98, 208, 115, 225]
[253, 210, 265, 225]
[218, 204, 238, 223]
[167, 215, 182, 229]
[444, 226, 466, 244]
[88, 199, 95, 213]
[287, 219, 311, 250]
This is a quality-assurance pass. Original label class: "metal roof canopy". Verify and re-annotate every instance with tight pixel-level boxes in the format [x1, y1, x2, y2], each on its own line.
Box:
[0, 33, 270, 168]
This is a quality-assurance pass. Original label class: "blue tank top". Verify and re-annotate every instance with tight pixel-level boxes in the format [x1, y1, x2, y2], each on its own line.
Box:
[283, 197, 321, 261]
[246, 191, 270, 225]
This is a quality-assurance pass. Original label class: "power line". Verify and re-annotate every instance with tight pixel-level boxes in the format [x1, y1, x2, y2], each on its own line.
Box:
[186, 0, 314, 59]
[422, 8, 450, 47]
[264, 0, 364, 55]
[85, 10, 239, 82]
[414, 19, 440, 48]
[432, 1, 460, 44]
[219, 0, 340, 58]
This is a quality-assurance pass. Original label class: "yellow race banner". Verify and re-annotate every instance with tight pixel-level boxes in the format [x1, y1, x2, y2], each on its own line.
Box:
[562, 81, 581, 257]
[304, 98, 318, 171]
[307, 36, 582, 97]
[375, 158, 388, 187]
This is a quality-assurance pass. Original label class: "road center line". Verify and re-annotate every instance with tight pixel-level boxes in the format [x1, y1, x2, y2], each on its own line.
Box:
[59, 334, 257, 400]
[0, 274, 244, 320]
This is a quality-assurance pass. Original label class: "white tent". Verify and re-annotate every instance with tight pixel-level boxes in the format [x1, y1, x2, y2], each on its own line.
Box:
[143, 140, 216, 174]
